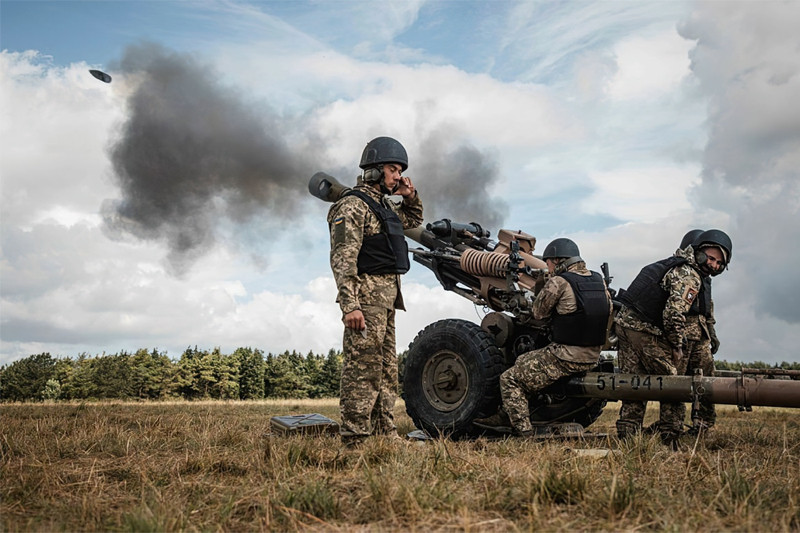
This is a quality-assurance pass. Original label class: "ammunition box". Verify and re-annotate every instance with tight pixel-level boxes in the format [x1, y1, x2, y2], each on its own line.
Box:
[269, 413, 339, 435]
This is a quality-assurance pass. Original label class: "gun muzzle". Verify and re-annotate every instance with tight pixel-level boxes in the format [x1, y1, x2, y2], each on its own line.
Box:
[308, 172, 351, 203]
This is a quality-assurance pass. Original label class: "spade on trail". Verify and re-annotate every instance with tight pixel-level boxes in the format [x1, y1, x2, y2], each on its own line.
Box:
[89, 69, 112, 83]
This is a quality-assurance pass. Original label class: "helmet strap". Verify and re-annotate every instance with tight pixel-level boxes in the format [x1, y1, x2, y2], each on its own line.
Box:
[555, 256, 583, 274]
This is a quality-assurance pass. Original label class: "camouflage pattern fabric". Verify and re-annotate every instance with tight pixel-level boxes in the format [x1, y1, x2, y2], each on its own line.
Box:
[501, 346, 596, 435]
[615, 247, 703, 349]
[685, 287, 716, 428]
[685, 337, 716, 428]
[327, 183, 423, 444]
[615, 325, 688, 439]
[339, 305, 398, 440]
[532, 261, 613, 364]
[499, 262, 607, 435]
[327, 184, 423, 314]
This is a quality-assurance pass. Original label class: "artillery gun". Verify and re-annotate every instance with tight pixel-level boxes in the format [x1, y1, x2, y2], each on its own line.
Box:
[309, 172, 800, 439]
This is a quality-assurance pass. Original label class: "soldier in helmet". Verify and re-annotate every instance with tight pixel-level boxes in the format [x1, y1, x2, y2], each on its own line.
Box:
[684, 229, 730, 434]
[473, 238, 612, 437]
[615, 229, 731, 447]
[327, 136, 423, 447]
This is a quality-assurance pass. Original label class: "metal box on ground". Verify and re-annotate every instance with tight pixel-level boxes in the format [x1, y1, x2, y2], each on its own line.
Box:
[270, 413, 339, 435]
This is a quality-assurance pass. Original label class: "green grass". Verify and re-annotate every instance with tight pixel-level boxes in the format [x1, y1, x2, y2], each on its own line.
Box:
[1, 400, 798, 531]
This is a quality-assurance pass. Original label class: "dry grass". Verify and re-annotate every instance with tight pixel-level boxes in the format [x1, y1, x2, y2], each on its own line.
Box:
[1, 399, 798, 532]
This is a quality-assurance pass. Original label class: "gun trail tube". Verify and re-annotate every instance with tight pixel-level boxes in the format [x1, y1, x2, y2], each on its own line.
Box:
[566, 372, 800, 408]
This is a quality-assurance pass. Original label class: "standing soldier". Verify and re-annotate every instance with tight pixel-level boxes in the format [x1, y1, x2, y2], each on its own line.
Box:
[473, 238, 612, 437]
[615, 230, 731, 447]
[327, 137, 423, 447]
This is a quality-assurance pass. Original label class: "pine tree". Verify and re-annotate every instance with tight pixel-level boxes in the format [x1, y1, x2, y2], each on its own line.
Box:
[0, 353, 57, 401]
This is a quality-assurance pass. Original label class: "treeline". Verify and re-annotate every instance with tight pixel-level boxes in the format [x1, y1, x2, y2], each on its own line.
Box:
[0, 347, 352, 402]
[714, 360, 800, 371]
[1, 348, 795, 403]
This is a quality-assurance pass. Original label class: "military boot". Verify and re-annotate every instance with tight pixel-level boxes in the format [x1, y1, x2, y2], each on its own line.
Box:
[686, 421, 713, 437]
[472, 408, 513, 434]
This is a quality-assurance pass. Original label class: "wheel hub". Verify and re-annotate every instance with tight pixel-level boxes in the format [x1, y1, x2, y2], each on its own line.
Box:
[421, 350, 469, 412]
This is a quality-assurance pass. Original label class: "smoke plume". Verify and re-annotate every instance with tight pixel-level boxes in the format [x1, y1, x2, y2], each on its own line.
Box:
[414, 130, 507, 231]
[102, 43, 506, 273]
[102, 43, 317, 273]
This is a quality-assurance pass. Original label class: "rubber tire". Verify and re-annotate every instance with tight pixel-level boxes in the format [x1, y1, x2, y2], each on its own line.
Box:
[403, 319, 506, 439]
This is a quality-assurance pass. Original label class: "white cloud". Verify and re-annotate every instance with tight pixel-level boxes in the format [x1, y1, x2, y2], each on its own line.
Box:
[581, 165, 701, 222]
[606, 29, 693, 101]
[2, 1, 798, 368]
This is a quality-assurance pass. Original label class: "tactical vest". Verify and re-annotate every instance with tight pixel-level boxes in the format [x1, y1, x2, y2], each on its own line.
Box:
[618, 256, 687, 329]
[687, 276, 712, 317]
[551, 271, 610, 347]
[344, 190, 410, 275]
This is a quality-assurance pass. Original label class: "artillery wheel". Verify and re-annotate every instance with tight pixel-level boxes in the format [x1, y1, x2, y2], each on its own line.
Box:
[403, 319, 506, 439]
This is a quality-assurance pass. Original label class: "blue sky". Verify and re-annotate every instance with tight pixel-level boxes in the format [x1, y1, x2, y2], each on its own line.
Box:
[2, 0, 799, 365]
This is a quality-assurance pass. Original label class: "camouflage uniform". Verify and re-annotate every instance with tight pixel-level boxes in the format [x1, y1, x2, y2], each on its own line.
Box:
[685, 276, 717, 430]
[615, 246, 703, 441]
[500, 262, 612, 435]
[327, 183, 423, 444]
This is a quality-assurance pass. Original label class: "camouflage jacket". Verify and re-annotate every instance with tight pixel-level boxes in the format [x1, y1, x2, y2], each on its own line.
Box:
[616, 246, 703, 348]
[533, 262, 613, 363]
[327, 184, 423, 315]
[675, 246, 716, 341]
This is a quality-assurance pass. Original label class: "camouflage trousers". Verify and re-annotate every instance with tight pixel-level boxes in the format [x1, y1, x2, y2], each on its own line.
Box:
[616, 326, 688, 439]
[501, 345, 596, 435]
[339, 305, 398, 443]
[686, 338, 716, 428]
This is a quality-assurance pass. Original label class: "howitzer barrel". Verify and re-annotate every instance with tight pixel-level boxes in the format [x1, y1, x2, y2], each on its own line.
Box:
[566, 372, 800, 409]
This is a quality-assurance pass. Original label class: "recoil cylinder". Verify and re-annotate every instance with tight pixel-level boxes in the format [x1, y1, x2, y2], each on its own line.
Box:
[460, 249, 509, 278]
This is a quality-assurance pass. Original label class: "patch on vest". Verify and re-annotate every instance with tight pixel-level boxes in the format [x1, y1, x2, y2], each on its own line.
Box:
[683, 287, 699, 304]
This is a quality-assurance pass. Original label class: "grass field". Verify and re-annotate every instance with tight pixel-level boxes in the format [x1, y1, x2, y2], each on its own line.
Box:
[2, 399, 798, 531]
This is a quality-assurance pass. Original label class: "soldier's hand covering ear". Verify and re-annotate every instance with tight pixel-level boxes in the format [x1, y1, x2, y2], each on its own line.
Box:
[396, 176, 415, 198]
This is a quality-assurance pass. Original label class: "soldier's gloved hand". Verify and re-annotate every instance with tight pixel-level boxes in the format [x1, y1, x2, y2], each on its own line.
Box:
[710, 337, 720, 355]
[708, 324, 720, 355]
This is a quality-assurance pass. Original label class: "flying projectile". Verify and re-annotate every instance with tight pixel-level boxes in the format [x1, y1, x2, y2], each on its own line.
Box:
[89, 69, 112, 83]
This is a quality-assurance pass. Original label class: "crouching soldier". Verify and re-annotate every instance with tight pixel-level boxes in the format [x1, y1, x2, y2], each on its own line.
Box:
[473, 238, 612, 436]
[615, 230, 731, 447]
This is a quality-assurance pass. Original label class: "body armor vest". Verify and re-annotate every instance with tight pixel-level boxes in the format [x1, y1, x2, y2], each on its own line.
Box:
[345, 190, 410, 275]
[551, 271, 610, 347]
[618, 256, 687, 329]
[687, 276, 712, 317]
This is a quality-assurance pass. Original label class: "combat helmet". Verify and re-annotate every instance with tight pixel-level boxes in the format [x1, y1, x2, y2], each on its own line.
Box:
[680, 229, 704, 250]
[542, 238, 583, 274]
[542, 238, 580, 259]
[693, 229, 732, 275]
[359, 137, 408, 184]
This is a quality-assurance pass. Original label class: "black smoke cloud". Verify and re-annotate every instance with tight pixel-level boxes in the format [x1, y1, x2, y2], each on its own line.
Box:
[414, 131, 507, 231]
[102, 43, 317, 273]
[102, 43, 506, 273]
[679, 2, 800, 323]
